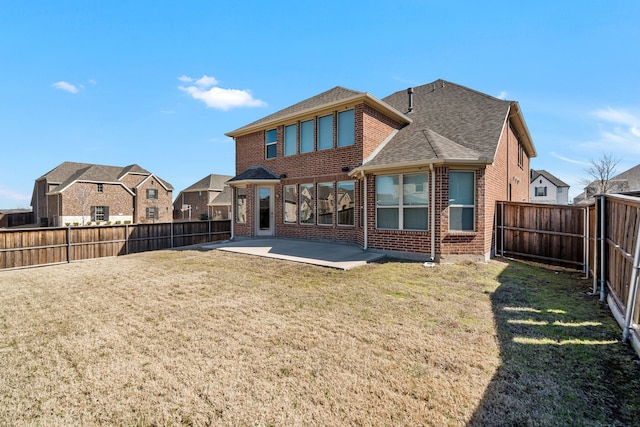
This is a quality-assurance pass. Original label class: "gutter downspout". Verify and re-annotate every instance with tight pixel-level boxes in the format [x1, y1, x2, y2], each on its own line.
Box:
[363, 171, 368, 250]
[230, 188, 235, 240]
[430, 164, 435, 261]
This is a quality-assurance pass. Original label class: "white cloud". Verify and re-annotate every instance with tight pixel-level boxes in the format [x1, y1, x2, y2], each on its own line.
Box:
[550, 152, 590, 166]
[497, 90, 508, 100]
[178, 75, 266, 111]
[160, 110, 175, 114]
[575, 107, 640, 154]
[194, 75, 219, 88]
[0, 184, 30, 203]
[89, 79, 97, 85]
[51, 81, 79, 94]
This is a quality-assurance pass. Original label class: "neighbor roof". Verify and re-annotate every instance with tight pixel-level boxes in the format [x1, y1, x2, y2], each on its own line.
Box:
[182, 174, 234, 192]
[39, 161, 172, 194]
[358, 79, 534, 171]
[209, 185, 232, 205]
[530, 169, 569, 188]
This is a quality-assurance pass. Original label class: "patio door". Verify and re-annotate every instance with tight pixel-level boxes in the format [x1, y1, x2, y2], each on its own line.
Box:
[256, 186, 274, 236]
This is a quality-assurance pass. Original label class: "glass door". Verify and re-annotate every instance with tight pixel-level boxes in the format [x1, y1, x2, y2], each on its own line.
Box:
[256, 186, 274, 236]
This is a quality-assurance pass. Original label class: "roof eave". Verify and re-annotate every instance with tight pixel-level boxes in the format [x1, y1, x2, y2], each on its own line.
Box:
[509, 102, 537, 158]
[226, 179, 281, 186]
[225, 93, 411, 138]
[349, 157, 493, 177]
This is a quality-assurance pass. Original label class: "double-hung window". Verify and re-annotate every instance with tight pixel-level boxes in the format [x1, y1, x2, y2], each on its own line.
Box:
[375, 173, 428, 230]
[97, 183, 103, 193]
[145, 207, 158, 220]
[147, 188, 158, 199]
[318, 114, 333, 150]
[284, 124, 297, 156]
[266, 129, 277, 159]
[337, 109, 354, 147]
[449, 171, 475, 232]
[92, 206, 109, 221]
[284, 185, 297, 223]
[535, 186, 547, 197]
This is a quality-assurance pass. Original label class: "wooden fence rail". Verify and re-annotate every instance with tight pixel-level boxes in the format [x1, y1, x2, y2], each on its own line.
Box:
[0, 220, 231, 270]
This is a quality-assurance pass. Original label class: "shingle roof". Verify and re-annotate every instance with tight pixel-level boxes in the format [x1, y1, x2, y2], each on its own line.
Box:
[183, 174, 234, 192]
[530, 169, 569, 187]
[209, 185, 232, 205]
[228, 165, 280, 182]
[40, 161, 172, 192]
[363, 80, 511, 168]
[227, 87, 364, 135]
[612, 164, 640, 191]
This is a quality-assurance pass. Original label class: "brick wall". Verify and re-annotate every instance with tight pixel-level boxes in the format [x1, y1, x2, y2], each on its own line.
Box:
[173, 190, 222, 220]
[53, 182, 134, 226]
[135, 178, 173, 224]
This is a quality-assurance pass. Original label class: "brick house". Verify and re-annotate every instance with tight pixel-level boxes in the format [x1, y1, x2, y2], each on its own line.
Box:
[31, 162, 173, 226]
[225, 79, 536, 262]
[172, 174, 233, 220]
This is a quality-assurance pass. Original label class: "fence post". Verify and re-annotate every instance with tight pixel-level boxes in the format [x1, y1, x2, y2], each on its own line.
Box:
[66, 226, 71, 264]
[622, 216, 640, 342]
[592, 203, 599, 295]
[500, 202, 505, 257]
[125, 224, 129, 255]
[599, 195, 607, 302]
[171, 220, 174, 249]
[583, 205, 588, 277]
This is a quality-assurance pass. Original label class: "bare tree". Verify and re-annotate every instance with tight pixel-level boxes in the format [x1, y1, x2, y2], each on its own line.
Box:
[580, 153, 621, 198]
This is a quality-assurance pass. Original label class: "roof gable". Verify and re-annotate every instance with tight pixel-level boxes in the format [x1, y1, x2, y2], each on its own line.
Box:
[530, 169, 569, 188]
[184, 174, 234, 192]
[227, 165, 280, 183]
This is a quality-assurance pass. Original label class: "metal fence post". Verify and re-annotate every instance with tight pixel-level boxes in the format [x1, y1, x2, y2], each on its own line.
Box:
[600, 195, 607, 302]
[622, 216, 640, 342]
[66, 226, 71, 263]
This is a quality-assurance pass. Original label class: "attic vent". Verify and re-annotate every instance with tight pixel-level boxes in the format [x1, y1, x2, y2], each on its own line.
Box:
[407, 88, 414, 113]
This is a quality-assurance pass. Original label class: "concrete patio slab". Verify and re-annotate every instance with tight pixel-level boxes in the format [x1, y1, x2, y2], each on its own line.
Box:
[202, 238, 386, 270]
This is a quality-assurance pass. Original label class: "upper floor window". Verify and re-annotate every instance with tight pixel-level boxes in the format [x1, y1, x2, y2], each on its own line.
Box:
[97, 183, 103, 193]
[147, 188, 158, 199]
[300, 119, 314, 153]
[449, 171, 475, 232]
[518, 141, 524, 168]
[284, 124, 297, 156]
[318, 114, 333, 150]
[266, 129, 277, 159]
[337, 109, 355, 147]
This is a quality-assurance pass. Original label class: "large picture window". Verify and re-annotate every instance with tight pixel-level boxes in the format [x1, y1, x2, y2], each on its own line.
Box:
[299, 184, 314, 224]
[375, 173, 428, 230]
[284, 124, 297, 156]
[284, 185, 297, 223]
[236, 188, 246, 223]
[317, 182, 334, 225]
[449, 171, 475, 232]
[318, 114, 333, 150]
[265, 129, 277, 159]
[337, 109, 355, 147]
[300, 119, 314, 153]
[337, 181, 355, 226]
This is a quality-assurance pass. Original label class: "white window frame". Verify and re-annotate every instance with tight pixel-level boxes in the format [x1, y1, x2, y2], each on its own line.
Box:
[236, 187, 247, 224]
[375, 173, 429, 231]
[283, 184, 297, 224]
[265, 128, 277, 159]
[337, 181, 355, 226]
[448, 170, 476, 232]
[337, 109, 355, 147]
[317, 182, 334, 226]
[300, 119, 315, 153]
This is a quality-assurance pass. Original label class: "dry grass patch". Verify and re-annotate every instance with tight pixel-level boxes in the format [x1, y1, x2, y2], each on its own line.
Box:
[0, 248, 639, 426]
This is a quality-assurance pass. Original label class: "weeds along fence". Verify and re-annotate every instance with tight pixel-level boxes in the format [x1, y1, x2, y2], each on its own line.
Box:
[496, 195, 640, 355]
[0, 220, 231, 270]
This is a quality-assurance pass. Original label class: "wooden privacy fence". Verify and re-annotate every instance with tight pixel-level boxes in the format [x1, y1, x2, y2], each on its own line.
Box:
[0, 220, 231, 270]
[496, 195, 640, 354]
[495, 201, 590, 270]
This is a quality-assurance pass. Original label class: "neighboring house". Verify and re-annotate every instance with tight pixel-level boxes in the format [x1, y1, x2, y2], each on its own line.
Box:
[529, 169, 570, 204]
[31, 162, 173, 226]
[574, 163, 640, 204]
[225, 79, 536, 262]
[0, 209, 33, 228]
[172, 174, 233, 220]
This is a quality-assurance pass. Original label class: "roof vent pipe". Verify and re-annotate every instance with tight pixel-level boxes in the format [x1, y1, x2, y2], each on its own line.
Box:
[407, 87, 414, 113]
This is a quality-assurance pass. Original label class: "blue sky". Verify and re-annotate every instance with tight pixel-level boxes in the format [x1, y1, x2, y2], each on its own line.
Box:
[1, 1, 638, 209]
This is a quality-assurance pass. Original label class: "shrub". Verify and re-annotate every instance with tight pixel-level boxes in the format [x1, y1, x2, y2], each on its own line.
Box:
[115, 221, 121, 225]
[73, 222, 79, 226]
[199, 214, 209, 221]
[65, 223, 71, 227]
[124, 220, 131, 225]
